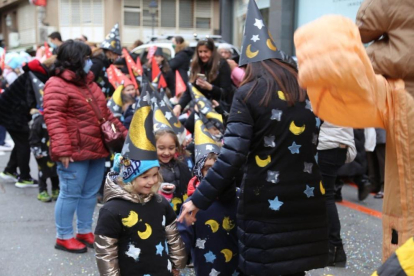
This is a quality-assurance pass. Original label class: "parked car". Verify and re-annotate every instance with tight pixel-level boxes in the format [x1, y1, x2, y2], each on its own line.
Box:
[131, 34, 240, 65]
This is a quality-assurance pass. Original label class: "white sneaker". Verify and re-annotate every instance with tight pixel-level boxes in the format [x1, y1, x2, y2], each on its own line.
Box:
[0, 143, 13, 152]
[0, 172, 18, 183]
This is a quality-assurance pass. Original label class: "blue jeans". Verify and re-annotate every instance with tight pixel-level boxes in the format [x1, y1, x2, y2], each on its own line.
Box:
[55, 158, 105, 239]
[0, 125, 6, 145]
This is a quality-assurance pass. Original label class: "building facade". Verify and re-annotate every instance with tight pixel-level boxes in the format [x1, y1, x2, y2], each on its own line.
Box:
[0, 0, 220, 50]
[221, 0, 363, 56]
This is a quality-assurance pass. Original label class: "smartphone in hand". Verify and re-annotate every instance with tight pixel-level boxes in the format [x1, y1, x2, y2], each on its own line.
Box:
[197, 73, 207, 81]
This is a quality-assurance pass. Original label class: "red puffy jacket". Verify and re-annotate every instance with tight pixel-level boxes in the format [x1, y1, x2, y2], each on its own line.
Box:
[43, 70, 127, 162]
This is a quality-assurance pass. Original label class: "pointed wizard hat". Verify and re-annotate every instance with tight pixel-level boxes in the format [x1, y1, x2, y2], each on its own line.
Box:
[121, 82, 158, 161]
[238, 0, 283, 66]
[145, 78, 187, 143]
[28, 72, 45, 109]
[101, 23, 122, 55]
[190, 85, 224, 133]
[194, 113, 221, 162]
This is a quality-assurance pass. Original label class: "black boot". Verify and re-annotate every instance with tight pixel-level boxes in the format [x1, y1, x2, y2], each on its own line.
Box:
[355, 176, 372, 201]
[328, 244, 347, 267]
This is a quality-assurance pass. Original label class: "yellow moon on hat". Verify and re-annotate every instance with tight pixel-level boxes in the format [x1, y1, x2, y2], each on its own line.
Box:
[195, 119, 216, 145]
[129, 106, 156, 151]
[138, 223, 152, 239]
[40, 89, 44, 96]
[246, 44, 259, 59]
[111, 40, 116, 48]
[112, 85, 124, 106]
[289, 121, 306, 135]
[174, 121, 182, 128]
[255, 155, 271, 167]
[155, 109, 172, 128]
[197, 100, 206, 109]
[206, 111, 223, 123]
[267, 39, 277, 51]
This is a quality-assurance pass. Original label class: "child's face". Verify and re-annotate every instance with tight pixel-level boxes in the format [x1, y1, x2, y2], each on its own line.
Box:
[132, 167, 159, 195]
[156, 134, 177, 164]
[202, 158, 216, 177]
[207, 126, 221, 136]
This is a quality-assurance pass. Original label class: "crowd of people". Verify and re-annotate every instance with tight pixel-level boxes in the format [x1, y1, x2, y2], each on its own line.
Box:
[1, 0, 412, 275]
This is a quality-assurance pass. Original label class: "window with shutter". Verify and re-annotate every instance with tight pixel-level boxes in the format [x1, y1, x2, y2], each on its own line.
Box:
[142, 0, 159, 27]
[196, 17, 210, 29]
[60, 0, 103, 26]
[60, 0, 71, 26]
[124, 0, 141, 26]
[161, 0, 176, 27]
[179, 0, 193, 28]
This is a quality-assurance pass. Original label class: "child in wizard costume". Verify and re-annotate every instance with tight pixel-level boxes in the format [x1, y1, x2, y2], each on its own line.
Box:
[28, 72, 59, 202]
[177, 112, 240, 276]
[94, 84, 187, 276]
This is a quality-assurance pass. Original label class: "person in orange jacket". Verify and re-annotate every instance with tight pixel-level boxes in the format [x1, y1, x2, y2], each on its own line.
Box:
[294, 0, 414, 261]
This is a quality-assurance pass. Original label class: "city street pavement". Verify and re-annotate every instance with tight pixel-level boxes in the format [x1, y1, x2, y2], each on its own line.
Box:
[0, 145, 382, 276]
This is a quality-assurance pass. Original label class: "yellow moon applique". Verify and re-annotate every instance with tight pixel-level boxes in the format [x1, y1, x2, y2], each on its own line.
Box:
[195, 119, 217, 145]
[278, 91, 286, 101]
[46, 161, 55, 168]
[122, 211, 139, 227]
[197, 100, 206, 109]
[138, 223, 152, 239]
[129, 106, 156, 151]
[289, 121, 306, 135]
[221, 249, 233, 263]
[155, 109, 172, 128]
[222, 217, 235, 232]
[174, 121, 182, 128]
[320, 181, 325, 195]
[110, 40, 117, 48]
[267, 39, 277, 51]
[246, 44, 259, 59]
[112, 85, 124, 106]
[171, 197, 183, 212]
[255, 155, 271, 167]
[40, 89, 44, 96]
[206, 111, 223, 123]
[205, 220, 219, 233]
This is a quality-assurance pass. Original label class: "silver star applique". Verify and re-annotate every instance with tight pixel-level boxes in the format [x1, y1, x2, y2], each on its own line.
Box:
[264, 135, 276, 148]
[206, 145, 214, 151]
[270, 109, 282, 121]
[304, 162, 313, 174]
[266, 170, 280, 184]
[195, 238, 206, 249]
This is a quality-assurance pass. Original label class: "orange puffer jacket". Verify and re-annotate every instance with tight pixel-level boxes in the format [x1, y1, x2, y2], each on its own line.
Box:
[294, 15, 414, 261]
[43, 70, 127, 162]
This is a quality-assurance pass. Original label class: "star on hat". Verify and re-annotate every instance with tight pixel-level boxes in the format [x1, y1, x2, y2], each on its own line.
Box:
[239, 0, 285, 66]
[101, 23, 122, 55]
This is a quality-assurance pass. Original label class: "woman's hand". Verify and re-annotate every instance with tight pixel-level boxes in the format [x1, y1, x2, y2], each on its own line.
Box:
[196, 78, 213, 91]
[177, 200, 199, 226]
[173, 105, 182, 117]
[59, 156, 74, 168]
[211, 100, 220, 108]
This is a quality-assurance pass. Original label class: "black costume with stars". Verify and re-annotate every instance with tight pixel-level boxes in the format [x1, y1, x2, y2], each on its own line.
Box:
[95, 193, 177, 276]
[190, 77, 329, 275]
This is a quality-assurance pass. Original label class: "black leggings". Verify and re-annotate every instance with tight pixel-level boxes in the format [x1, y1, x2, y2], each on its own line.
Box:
[4, 130, 31, 180]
